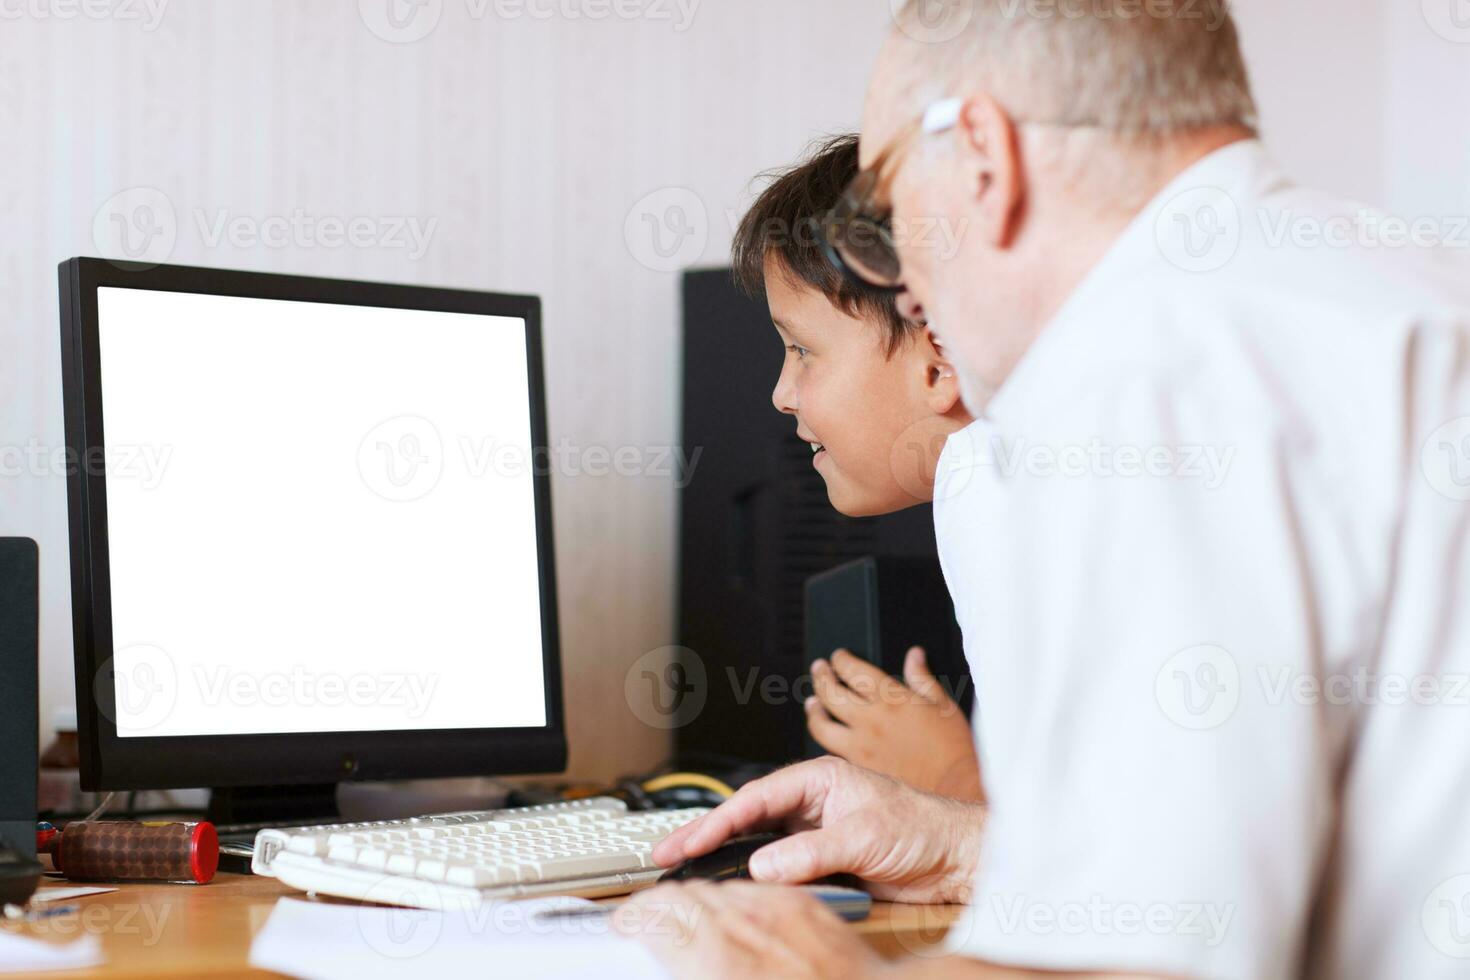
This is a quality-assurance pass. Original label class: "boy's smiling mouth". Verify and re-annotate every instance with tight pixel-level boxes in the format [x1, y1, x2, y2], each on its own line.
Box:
[798, 429, 827, 463]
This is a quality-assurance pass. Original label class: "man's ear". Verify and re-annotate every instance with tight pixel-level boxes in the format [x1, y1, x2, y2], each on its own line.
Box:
[956, 93, 1024, 249]
[919, 327, 963, 416]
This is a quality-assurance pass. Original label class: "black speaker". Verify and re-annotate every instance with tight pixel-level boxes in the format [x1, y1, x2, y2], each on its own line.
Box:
[0, 538, 39, 856]
[676, 269, 961, 766]
[803, 556, 971, 758]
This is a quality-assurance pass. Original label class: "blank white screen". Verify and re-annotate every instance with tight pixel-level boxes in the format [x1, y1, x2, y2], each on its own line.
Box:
[96, 286, 548, 737]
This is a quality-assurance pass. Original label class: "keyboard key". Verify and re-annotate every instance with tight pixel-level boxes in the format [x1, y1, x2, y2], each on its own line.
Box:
[356, 848, 389, 870]
[327, 844, 357, 863]
[415, 859, 447, 881]
[445, 864, 510, 888]
[531, 851, 649, 879]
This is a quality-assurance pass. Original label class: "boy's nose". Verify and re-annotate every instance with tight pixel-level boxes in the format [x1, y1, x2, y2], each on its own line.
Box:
[771, 367, 798, 416]
[776, 376, 799, 417]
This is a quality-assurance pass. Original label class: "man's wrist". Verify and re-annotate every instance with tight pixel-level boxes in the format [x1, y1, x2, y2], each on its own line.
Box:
[935, 797, 986, 903]
[933, 751, 986, 803]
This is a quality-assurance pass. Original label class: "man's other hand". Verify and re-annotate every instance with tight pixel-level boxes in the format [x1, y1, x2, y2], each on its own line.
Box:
[615, 881, 890, 980]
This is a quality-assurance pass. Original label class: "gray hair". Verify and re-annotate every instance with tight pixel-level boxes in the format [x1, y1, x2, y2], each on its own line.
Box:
[892, 0, 1258, 134]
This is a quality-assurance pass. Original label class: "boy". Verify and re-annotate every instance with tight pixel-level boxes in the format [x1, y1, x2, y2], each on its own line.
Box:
[729, 135, 981, 802]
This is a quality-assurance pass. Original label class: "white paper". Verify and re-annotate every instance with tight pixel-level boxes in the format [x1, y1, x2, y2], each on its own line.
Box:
[31, 887, 118, 903]
[248, 897, 669, 979]
[0, 931, 104, 973]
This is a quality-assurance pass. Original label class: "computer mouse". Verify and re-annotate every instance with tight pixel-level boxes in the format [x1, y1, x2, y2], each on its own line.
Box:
[658, 833, 782, 883]
[658, 834, 864, 889]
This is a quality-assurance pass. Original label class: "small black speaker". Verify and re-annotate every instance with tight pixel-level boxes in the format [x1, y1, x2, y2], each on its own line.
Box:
[803, 556, 972, 758]
[0, 538, 39, 856]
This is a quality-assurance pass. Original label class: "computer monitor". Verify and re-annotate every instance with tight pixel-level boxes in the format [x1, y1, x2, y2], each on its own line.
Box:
[58, 258, 565, 814]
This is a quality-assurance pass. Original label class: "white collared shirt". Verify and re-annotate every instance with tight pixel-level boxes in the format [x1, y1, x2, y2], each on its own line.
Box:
[934, 140, 1470, 979]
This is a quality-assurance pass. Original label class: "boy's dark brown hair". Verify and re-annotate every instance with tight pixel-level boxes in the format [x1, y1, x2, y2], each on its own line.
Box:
[732, 134, 912, 355]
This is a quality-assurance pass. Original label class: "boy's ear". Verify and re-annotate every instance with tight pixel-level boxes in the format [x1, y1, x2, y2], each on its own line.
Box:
[919, 327, 963, 416]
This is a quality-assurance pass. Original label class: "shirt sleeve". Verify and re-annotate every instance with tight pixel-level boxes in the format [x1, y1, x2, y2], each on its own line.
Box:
[941, 368, 1338, 980]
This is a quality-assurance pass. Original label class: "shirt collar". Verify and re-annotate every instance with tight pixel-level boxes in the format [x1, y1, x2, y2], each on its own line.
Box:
[976, 138, 1273, 426]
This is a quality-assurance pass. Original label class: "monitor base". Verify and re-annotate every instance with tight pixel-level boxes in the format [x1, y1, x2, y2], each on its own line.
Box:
[208, 783, 339, 828]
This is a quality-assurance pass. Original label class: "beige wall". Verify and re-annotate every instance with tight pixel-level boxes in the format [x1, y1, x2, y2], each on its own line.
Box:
[1233, 0, 1470, 210]
[0, 0, 889, 783]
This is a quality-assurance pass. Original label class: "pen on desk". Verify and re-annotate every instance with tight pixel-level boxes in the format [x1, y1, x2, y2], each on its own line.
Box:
[2, 902, 81, 922]
[28, 902, 82, 921]
[536, 886, 872, 924]
[536, 904, 621, 922]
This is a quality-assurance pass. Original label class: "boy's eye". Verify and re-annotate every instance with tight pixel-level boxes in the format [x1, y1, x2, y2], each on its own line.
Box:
[786, 344, 810, 361]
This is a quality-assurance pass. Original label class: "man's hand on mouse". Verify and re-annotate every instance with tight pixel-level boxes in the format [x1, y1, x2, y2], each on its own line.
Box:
[614, 880, 888, 979]
[651, 756, 984, 904]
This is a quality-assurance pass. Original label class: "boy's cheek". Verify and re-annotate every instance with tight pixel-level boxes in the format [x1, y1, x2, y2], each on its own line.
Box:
[812, 452, 868, 517]
[817, 446, 906, 518]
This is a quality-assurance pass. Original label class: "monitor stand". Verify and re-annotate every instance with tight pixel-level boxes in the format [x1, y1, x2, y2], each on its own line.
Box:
[208, 784, 339, 829]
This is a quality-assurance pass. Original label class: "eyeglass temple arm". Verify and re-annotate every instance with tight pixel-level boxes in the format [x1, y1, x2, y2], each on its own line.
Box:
[922, 97, 964, 134]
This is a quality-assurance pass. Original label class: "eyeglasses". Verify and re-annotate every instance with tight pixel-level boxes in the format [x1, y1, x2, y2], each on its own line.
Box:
[821, 97, 964, 292]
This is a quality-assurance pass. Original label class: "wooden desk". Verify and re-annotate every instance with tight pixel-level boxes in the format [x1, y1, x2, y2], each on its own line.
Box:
[2, 874, 965, 977]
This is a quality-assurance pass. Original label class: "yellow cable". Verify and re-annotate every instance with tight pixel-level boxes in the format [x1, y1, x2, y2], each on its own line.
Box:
[641, 772, 736, 799]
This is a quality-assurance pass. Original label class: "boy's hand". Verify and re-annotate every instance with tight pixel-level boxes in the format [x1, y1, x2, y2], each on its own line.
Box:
[808, 647, 984, 802]
[651, 756, 983, 904]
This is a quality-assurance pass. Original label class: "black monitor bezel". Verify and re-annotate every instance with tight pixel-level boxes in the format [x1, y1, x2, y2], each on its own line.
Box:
[59, 257, 567, 791]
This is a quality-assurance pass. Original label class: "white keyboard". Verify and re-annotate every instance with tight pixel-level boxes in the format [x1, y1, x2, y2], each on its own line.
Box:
[251, 797, 708, 910]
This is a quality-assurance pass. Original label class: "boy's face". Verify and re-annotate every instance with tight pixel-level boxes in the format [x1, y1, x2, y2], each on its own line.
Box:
[765, 256, 968, 517]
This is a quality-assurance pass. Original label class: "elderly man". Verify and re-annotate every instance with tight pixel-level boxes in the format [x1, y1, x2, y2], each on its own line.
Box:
[622, 2, 1470, 978]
